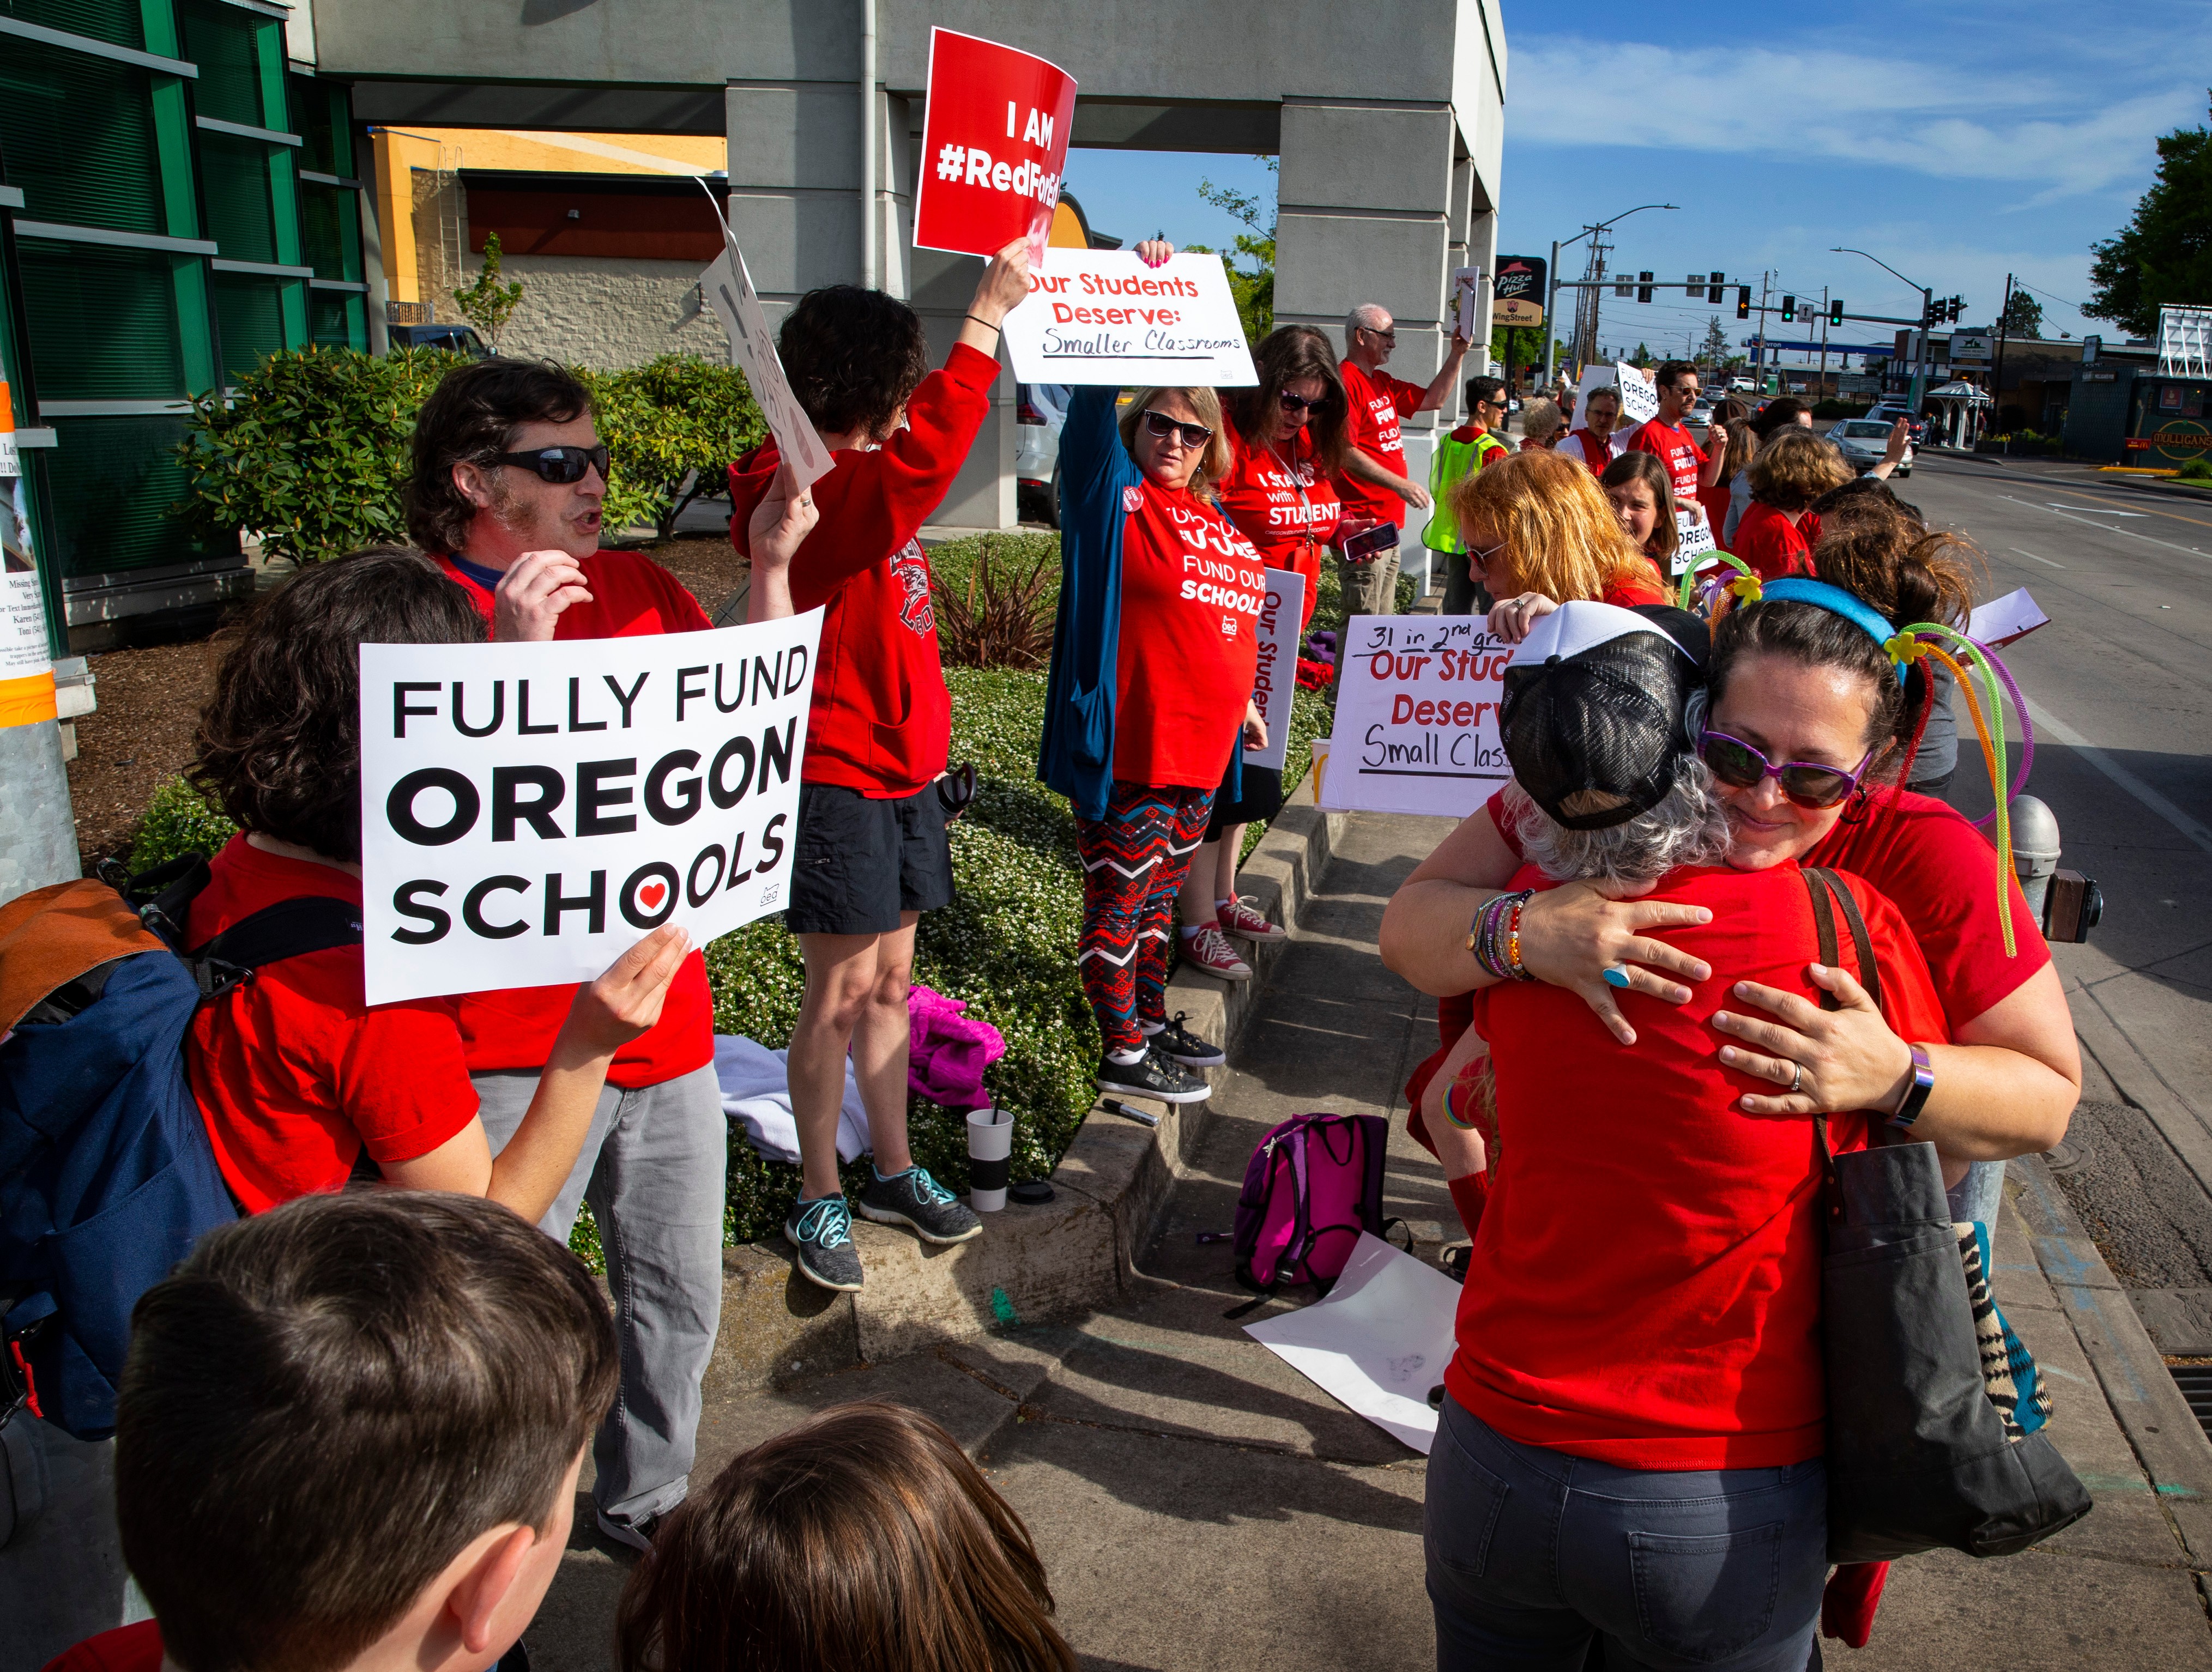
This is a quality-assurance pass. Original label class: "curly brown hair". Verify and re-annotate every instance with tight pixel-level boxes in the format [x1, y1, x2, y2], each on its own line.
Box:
[406, 358, 595, 555]
[1225, 325, 1350, 475]
[1746, 428, 1853, 513]
[189, 548, 485, 862]
[778, 285, 929, 441]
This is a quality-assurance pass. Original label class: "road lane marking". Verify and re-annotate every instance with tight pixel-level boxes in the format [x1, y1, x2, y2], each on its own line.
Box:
[2010, 547, 2065, 568]
[2001, 495, 2212, 564]
[2035, 483, 2212, 532]
[2024, 695, 2212, 858]
[2051, 504, 2145, 516]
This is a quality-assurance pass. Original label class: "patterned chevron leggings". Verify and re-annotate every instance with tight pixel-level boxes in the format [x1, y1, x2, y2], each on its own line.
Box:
[1074, 781, 1217, 1056]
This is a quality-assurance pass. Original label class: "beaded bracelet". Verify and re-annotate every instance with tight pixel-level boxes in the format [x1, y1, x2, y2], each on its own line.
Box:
[1503, 892, 1536, 982]
[1467, 892, 1512, 980]
[1468, 889, 1535, 982]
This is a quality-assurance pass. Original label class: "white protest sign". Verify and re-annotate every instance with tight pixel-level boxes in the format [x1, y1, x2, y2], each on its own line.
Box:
[359, 610, 823, 1006]
[1570, 364, 1619, 427]
[1673, 507, 1717, 577]
[1616, 361, 1659, 426]
[1244, 1232, 1463, 1453]
[1968, 586, 2049, 647]
[699, 242, 834, 490]
[1451, 266, 1482, 343]
[1244, 567, 1305, 773]
[1000, 250, 1257, 386]
[1319, 615, 1511, 817]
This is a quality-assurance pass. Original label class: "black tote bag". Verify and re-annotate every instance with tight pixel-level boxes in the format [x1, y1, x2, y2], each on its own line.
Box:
[1802, 867, 2092, 1564]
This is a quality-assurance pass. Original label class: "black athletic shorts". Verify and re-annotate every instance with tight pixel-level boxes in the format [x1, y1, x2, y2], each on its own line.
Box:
[1207, 763, 1283, 838]
[784, 781, 955, 937]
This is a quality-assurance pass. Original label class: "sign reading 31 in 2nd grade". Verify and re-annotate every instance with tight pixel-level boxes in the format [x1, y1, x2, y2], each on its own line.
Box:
[1320, 616, 1511, 819]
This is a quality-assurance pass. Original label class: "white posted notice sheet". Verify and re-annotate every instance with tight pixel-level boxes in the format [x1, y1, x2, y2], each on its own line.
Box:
[1000, 250, 1258, 386]
[1244, 1232, 1465, 1454]
[359, 610, 823, 1005]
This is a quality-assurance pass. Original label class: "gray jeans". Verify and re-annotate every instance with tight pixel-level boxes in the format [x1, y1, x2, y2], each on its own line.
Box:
[1338, 548, 1401, 618]
[474, 1062, 725, 1527]
[1426, 1396, 1828, 1671]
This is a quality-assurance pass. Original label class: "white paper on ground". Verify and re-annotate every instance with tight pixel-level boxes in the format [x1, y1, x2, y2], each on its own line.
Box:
[1243, 1231, 1464, 1453]
[1967, 586, 2049, 647]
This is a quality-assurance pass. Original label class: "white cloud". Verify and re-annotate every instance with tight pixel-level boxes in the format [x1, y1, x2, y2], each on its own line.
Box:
[1509, 38, 2201, 200]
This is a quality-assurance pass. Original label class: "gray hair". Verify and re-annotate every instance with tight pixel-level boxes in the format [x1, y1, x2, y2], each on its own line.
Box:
[1584, 384, 1622, 412]
[1518, 397, 1564, 441]
[1346, 302, 1391, 340]
[1511, 756, 1734, 888]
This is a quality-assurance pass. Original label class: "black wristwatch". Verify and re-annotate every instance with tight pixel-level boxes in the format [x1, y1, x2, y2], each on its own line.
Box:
[1888, 1043, 1934, 1129]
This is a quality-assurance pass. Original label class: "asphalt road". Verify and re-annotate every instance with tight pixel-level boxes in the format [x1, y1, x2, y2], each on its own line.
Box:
[1896, 455, 2212, 1347]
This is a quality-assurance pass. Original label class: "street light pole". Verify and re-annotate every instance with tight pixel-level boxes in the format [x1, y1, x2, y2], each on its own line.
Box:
[1544, 238, 1560, 387]
[1832, 246, 1935, 411]
[1543, 202, 1677, 389]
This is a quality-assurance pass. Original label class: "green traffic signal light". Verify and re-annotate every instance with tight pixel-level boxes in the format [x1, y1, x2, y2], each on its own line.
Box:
[1780, 294, 1796, 322]
[1829, 300, 1844, 327]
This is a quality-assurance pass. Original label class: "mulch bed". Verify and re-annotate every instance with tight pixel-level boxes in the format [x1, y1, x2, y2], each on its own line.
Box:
[62, 538, 742, 869]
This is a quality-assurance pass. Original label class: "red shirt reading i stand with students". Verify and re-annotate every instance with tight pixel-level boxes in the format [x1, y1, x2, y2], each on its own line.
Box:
[436, 550, 716, 1088]
[1215, 425, 1340, 628]
[184, 836, 480, 1214]
[1627, 416, 1708, 510]
[1447, 863, 1950, 1470]
[728, 341, 999, 803]
[1337, 359, 1427, 526]
[1113, 478, 1268, 787]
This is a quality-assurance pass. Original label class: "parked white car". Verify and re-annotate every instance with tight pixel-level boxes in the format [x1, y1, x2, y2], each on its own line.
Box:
[1016, 383, 1071, 526]
[1827, 417, 1914, 477]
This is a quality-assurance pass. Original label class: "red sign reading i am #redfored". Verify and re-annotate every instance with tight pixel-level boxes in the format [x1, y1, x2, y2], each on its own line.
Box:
[911, 28, 1077, 262]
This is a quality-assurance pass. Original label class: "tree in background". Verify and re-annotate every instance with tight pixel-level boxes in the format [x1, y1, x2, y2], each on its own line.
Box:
[452, 231, 525, 347]
[1190, 159, 1276, 344]
[2088, 96, 2212, 337]
[1630, 343, 1654, 368]
[2000, 290, 2046, 338]
[1697, 316, 1732, 368]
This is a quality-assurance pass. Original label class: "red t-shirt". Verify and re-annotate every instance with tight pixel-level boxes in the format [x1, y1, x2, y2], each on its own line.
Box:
[727, 342, 998, 801]
[184, 836, 479, 1215]
[1337, 359, 1427, 525]
[1446, 863, 1950, 1470]
[436, 552, 716, 1088]
[1113, 480, 1267, 787]
[41, 1622, 164, 1672]
[1216, 425, 1340, 628]
[1626, 417, 1707, 507]
[1697, 478, 1734, 540]
[1732, 501, 1815, 581]
[1603, 565, 1669, 608]
[1556, 429, 1616, 475]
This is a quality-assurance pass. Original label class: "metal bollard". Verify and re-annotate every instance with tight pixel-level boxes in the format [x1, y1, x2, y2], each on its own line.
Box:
[2008, 794, 2100, 943]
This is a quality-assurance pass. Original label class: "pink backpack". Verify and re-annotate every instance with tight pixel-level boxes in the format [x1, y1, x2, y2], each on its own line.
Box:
[1231, 1113, 1399, 1298]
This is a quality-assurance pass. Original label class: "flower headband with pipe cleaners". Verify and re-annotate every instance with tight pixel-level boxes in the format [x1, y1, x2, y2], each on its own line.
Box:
[1754, 577, 2035, 955]
[1674, 550, 1764, 616]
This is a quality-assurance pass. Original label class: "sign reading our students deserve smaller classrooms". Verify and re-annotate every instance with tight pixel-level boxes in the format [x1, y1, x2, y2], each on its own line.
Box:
[999, 250, 1258, 386]
[911, 28, 1077, 263]
[1320, 616, 1511, 819]
[358, 610, 823, 1006]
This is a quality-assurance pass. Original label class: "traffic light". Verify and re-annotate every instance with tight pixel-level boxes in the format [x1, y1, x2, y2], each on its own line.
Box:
[1736, 286, 1751, 320]
[1947, 295, 1966, 323]
[1922, 295, 1939, 329]
[1709, 271, 1726, 302]
[1780, 294, 1796, 322]
[1829, 299, 1845, 327]
[1637, 271, 1653, 304]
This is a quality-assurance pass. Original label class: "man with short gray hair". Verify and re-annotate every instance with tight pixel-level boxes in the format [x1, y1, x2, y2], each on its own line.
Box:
[1338, 302, 1469, 615]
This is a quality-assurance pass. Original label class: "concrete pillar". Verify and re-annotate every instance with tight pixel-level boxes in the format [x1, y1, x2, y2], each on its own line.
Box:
[0, 721, 78, 905]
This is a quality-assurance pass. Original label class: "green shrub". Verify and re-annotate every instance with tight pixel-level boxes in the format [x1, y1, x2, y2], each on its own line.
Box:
[579, 356, 766, 541]
[931, 534, 1055, 670]
[2177, 456, 2212, 481]
[128, 777, 239, 871]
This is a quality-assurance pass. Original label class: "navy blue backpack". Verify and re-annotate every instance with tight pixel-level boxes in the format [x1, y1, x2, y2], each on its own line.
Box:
[1, 857, 360, 1440]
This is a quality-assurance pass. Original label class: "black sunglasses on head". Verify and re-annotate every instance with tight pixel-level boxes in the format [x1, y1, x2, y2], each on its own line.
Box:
[489, 444, 610, 484]
[1140, 409, 1212, 449]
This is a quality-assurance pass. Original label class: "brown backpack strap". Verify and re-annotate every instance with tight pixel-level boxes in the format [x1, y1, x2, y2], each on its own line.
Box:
[1806, 866, 1882, 1011]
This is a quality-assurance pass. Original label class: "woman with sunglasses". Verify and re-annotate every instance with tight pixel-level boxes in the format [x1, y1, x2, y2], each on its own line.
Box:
[1380, 517, 2077, 1219]
[1041, 241, 1272, 1104]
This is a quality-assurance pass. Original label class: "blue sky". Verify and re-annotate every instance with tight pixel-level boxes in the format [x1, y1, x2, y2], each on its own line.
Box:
[1060, 4, 2208, 369]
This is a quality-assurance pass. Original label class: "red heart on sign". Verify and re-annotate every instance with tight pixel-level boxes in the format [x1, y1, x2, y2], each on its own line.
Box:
[638, 883, 667, 910]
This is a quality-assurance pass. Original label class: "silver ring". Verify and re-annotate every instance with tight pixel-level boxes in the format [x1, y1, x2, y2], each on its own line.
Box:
[1788, 1063, 1805, 1095]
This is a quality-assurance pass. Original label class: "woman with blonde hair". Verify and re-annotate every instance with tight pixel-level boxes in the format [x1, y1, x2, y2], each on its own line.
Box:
[1453, 447, 1668, 644]
[1600, 451, 1681, 580]
[1734, 427, 1855, 581]
[1040, 240, 1270, 1103]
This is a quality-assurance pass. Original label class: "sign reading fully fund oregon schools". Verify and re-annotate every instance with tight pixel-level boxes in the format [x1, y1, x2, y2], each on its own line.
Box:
[911, 29, 1077, 262]
[1320, 616, 1510, 818]
[999, 250, 1259, 386]
[359, 611, 822, 1005]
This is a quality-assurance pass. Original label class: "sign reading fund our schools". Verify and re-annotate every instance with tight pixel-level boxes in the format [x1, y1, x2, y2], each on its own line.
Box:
[911, 29, 1077, 262]
[1000, 251, 1259, 386]
[359, 611, 823, 1006]
[1321, 616, 1510, 819]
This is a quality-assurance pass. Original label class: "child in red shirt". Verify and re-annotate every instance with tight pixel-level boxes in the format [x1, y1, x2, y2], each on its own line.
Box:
[1734, 427, 1854, 580]
[723, 243, 1032, 1294]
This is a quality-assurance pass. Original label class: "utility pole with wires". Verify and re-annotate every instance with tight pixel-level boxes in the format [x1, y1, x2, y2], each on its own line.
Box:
[1992, 272, 2016, 430]
[1754, 272, 1773, 386]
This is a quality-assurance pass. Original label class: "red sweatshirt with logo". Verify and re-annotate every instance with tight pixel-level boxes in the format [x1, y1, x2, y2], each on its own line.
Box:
[727, 342, 998, 799]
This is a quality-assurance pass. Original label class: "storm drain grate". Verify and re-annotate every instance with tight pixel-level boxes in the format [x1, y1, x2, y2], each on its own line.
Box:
[2169, 1366, 2212, 1441]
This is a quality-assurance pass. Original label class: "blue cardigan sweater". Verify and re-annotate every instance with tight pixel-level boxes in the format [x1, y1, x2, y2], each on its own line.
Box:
[1036, 388, 1241, 821]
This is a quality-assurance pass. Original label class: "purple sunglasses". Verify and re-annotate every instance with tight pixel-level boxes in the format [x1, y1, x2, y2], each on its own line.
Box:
[1699, 729, 1876, 810]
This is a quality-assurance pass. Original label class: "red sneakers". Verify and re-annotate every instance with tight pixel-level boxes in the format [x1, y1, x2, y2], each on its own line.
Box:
[1216, 895, 1287, 944]
[1180, 924, 1253, 982]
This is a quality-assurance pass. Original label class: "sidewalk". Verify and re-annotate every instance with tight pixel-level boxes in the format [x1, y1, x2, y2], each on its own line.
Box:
[525, 810, 2212, 1670]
